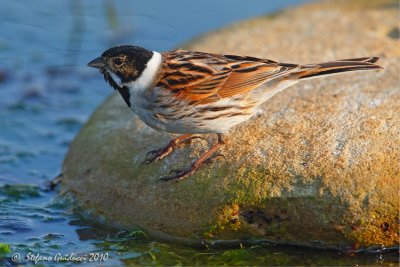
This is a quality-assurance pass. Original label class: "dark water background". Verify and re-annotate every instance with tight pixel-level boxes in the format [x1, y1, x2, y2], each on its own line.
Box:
[0, 0, 397, 266]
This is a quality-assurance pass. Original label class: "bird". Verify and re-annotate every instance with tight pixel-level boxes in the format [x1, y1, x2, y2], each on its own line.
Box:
[88, 45, 383, 181]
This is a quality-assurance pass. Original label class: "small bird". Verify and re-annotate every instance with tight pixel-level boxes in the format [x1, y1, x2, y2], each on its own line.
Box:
[88, 45, 383, 181]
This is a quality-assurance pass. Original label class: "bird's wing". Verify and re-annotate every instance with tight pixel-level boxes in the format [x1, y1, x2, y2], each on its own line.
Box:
[157, 50, 301, 104]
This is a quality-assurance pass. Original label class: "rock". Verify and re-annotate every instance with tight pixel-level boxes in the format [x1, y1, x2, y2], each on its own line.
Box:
[61, 0, 399, 248]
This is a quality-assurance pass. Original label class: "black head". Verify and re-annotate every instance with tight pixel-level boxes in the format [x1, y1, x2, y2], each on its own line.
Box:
[88, 45, 153, 85]
[88, 45, 153, 107]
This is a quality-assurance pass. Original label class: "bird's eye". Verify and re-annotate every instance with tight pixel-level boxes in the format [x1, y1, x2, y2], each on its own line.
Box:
[114, 58, 123, 66]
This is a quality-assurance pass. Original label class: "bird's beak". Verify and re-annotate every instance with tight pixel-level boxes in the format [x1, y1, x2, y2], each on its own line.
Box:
[87, 57, 105, 69]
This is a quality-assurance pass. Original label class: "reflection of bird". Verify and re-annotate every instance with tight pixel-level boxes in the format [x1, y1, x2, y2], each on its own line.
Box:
[88, 45, 383, 181]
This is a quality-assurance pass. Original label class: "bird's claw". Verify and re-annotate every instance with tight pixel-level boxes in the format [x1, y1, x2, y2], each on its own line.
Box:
[142, 146, 173, 165]
[159, 152, 223, 182]
[168, 169, 182, 175]
[143, 136, 205, 165]
[145, 149, 160, 158]
[205, 153, 225, 163]
[159, 169, 193, 182]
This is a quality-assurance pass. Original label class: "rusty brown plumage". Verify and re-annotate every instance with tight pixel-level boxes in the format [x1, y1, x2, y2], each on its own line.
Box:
[156, 51, 382, 106]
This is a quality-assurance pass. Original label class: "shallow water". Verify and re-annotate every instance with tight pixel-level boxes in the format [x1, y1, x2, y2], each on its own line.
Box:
[0, 0, 398, 266]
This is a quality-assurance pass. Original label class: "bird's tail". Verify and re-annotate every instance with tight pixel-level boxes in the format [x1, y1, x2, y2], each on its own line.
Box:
[296, 57, 383, 79]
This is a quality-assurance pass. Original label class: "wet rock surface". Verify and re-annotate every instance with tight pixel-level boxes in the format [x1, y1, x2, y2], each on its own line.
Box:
[61, 0, 399, 247]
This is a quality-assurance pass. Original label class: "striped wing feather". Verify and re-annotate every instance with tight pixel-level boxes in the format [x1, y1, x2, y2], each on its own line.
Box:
[156, 51, 382, 104]
[158, 50, 298, 104]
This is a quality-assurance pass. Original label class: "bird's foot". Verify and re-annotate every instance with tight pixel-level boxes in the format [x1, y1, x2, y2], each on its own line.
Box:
[159, 153, 225, 182]
[143, 140, 177, 164]
[143, 135, 204, 164]
[159, 164, 200, 182]
[159, 134, 226, 182]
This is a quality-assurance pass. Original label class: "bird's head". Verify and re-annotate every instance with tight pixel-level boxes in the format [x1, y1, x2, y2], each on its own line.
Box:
[87, 45, 154, 91]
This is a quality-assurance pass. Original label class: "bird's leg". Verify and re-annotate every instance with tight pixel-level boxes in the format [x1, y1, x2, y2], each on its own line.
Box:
[159, 133, 226, 182]
[143, 134, 204, 164]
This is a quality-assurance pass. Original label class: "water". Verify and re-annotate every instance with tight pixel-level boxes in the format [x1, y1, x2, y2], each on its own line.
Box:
[0, 0, 397, 266]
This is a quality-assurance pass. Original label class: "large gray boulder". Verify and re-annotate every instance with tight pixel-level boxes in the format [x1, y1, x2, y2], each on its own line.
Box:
[61, 0, 399, 248]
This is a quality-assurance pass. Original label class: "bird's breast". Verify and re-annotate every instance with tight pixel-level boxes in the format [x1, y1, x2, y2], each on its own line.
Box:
[127, 87, 258, 134]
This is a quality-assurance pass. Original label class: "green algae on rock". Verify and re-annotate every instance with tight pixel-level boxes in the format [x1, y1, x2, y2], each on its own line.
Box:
[61, 0, 399, 248]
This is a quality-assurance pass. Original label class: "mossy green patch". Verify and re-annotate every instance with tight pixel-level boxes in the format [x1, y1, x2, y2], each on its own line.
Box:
[204, 204, 241, 239]
[0, 184, 40, 200]
[0, 243, 11, 257]
[345, 207, 399, 247]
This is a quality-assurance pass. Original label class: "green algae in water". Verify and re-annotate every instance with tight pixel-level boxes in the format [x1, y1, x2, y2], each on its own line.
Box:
[0, 243, 11, 266]
[0, 184, 40, 201]
[0, 243, 11, 256]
